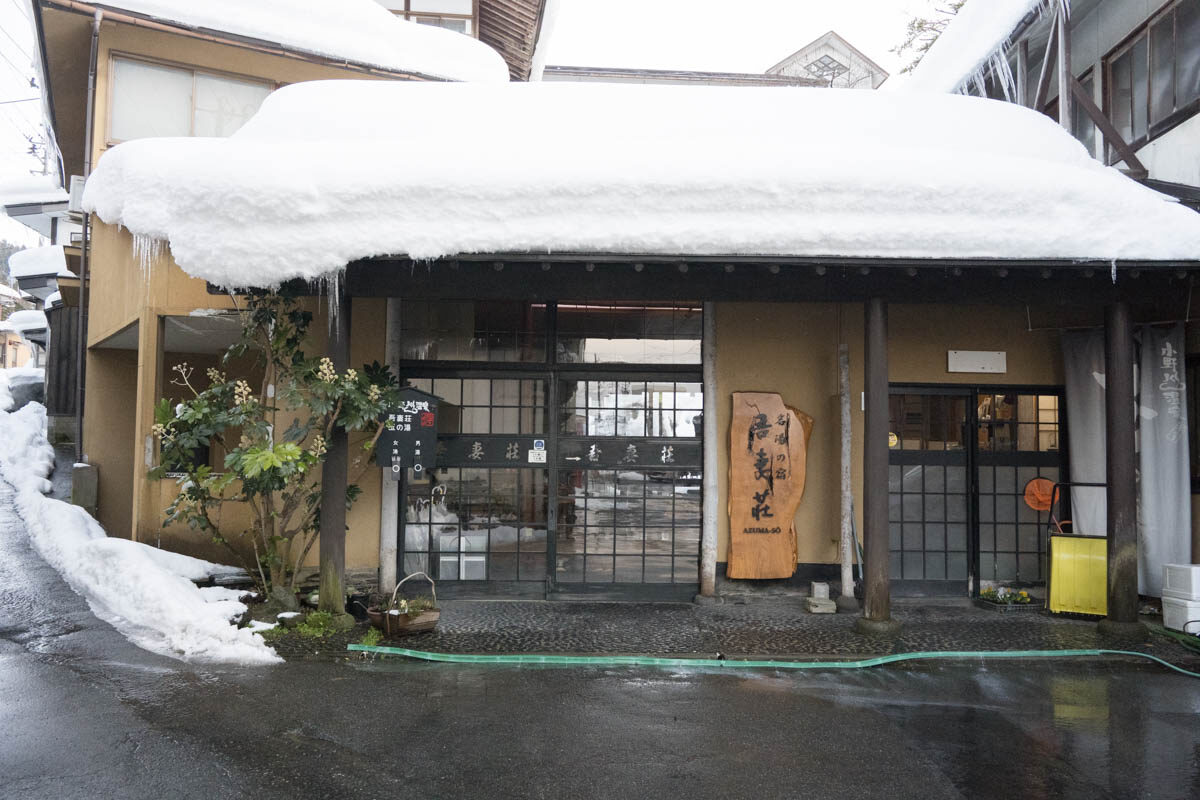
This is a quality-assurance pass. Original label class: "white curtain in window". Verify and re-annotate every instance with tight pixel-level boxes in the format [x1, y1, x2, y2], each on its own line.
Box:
[194, 75, 272, 137]
[110, 59, 192, 141]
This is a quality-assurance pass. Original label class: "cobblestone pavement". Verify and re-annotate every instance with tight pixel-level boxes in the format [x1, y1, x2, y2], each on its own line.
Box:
[275, 597, 1200, 668]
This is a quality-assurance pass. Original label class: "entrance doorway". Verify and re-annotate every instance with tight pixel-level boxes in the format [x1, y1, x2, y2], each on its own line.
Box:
[395, 301, 703, 598]
[887, 387, 1066, 596]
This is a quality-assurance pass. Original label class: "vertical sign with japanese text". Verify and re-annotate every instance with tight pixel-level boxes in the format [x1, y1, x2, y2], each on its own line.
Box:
[727, 392, 813, 579]
[375, 386, 439, 479]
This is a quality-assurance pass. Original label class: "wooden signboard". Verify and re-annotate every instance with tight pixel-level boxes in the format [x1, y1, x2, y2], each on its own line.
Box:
[727, 392, 814, 579]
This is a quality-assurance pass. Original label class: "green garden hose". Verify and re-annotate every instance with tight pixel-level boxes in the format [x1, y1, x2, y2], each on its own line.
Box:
[346, 644, 1200, 679]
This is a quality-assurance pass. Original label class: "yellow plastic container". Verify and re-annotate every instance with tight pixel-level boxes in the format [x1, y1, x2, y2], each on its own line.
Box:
[1048, 535, 1107, 616]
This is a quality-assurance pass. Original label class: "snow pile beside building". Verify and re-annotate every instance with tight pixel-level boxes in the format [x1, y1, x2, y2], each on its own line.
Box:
[0, 402, 280, 665]
[90, 0, 508, 83]
[901, 0, 1049, 94]
[83, 80, 1200, 288]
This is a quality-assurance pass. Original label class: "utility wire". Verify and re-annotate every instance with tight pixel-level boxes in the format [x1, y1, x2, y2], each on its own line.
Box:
[0, 96, 37, 105]
[5, 0, 31, 19]
[0, 22, 34, 62]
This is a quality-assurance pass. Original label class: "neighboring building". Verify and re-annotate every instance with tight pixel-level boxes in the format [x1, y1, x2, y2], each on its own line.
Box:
[766, 30, 889, 89]
[19, 0, 547, 569]
[0, 322, 32, 368]
[906, 0, 1199, 190]
[543, 31, 882, 90]
[543, 65, 821, 87]
[378, 0, 549, 81]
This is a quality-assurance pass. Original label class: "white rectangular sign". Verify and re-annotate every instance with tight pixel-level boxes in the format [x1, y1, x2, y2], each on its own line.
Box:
[947, 350, 1007, 374]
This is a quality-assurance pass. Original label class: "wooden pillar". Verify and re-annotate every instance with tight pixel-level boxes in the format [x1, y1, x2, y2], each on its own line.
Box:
[699, 301, 718, 597]
[378, 297, 402, 594]
[319, 289, 352, 619]
[1016, 40, 1029, 107]
[836, 343, 858, 612]
[1057, 6, 1073, 134]
[1099, 300, 1144, 638]
[131, 313, 164, 542]
[855, 298, 900, 636]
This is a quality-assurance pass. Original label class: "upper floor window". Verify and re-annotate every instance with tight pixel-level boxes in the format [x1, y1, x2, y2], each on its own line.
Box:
[1106, 1, 1200, 158]
[380, 0, 477, 37]
[109, 57, 273, 142]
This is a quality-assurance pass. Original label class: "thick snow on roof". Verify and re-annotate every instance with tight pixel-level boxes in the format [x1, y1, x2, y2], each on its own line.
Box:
[0, 173, 67, 207]
[8, 245, 72, 279]
[903, 0, 1047, 94]
[8, 309, 47, 333]
[0, 283, 26, 303]
[92, 0, 508, 83]
[83, 80, 1200, 287]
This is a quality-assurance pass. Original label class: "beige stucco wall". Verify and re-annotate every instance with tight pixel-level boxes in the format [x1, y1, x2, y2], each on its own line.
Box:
[86, 347, 137, 539]
[714, 302, 1066, 566]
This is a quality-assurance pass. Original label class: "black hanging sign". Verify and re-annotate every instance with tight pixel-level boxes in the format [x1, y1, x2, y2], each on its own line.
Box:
[376, 386, 439, 480]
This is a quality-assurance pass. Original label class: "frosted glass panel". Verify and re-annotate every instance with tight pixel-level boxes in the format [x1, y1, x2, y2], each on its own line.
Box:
[410, 0, 473, 13]
[194, 74, 271, 137]
[110, 59, 192, 140]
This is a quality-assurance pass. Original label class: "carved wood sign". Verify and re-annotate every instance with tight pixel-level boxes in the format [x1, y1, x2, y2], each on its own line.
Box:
[727, 392, 813, 580]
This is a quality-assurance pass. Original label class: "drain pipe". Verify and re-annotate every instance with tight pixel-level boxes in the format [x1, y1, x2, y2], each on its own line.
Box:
[74, 9, 102, 463]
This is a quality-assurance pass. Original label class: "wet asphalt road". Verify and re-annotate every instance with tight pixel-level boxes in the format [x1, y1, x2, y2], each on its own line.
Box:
[3, 479, 1200, 800]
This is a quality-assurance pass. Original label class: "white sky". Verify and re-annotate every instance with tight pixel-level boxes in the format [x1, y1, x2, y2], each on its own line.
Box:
[0, 0, 50, 247]
[538, 0, 939, 76]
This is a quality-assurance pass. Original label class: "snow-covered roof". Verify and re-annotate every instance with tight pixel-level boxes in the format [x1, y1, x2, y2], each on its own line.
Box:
[7, 309, 47, 333]
[43, 291, 62, 309]
[90, 0, 508, 83]
[83, 80, 1200, 287]
[0, 173, 68, 207]
[0, 284, 26, 303]
[8, 245, 72, 280]
[902, 0, 1047, 95]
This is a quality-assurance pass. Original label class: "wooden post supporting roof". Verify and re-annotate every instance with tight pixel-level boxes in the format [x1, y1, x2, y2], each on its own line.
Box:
[1057, 5, 1073, 135]
[854, 298, 900, 636]
[319, 289, 352, 622]
[1098, 301, 1146, 639]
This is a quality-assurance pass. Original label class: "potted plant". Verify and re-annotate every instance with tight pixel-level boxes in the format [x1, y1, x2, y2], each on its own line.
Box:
[367, 572, 440, 636]
[976, 586, 1039, 612]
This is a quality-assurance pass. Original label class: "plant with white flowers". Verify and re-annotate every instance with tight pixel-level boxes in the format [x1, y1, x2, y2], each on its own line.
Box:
[150, 289, 400, 599]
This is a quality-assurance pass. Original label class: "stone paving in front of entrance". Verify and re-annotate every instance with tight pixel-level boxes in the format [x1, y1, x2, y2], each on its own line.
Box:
[275, 597, 1200, 667]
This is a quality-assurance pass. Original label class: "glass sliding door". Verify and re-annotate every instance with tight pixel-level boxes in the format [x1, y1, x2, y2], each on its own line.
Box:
[395, 301, 703, 596]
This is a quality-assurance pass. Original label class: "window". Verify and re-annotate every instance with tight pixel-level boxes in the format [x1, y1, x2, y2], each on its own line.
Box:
[109, 57, 273, 142]
[1042, 71, 1097, 155]
[380, 0, 477, 37]
[1105, 1, 1200, 158]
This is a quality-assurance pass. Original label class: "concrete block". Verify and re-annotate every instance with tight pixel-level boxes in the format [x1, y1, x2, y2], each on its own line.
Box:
[810, 581, 830, 600]
[71, 463, 98, 517]
[805, 597, 837, 614]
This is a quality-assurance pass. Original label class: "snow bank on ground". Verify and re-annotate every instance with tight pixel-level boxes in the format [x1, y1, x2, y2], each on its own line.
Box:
[93, 0, 507, 83]
[8, 245, 71, 279]
[902, 0, 1050, 95]
[84, 80, 1200, 288]
[0, 402, 279, 665]
[0, 367, 44, 412]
